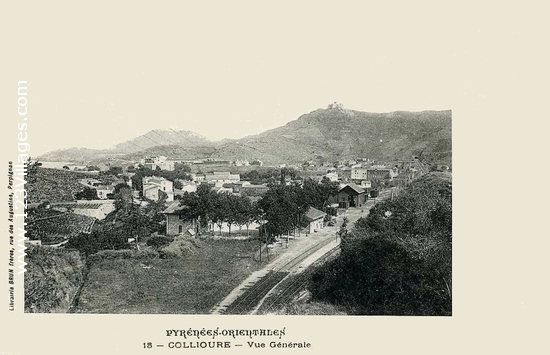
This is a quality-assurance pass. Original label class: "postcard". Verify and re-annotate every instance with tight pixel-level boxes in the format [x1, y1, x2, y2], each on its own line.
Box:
[1, 1, 543, 354]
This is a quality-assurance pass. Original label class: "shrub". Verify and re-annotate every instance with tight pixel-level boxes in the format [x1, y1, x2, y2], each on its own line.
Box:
[88, 248, 158, 263]
[25, 245, 85, 313]
[159, 237, 202, 258]
[146, 236, 173, 248]
[309, 173, 452, 316]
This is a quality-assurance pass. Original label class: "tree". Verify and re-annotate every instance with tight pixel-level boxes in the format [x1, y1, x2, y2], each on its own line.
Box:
[231, 195, 254, 236]
[174, 162, 192, 180]
[26, 158, 42, 184]
[258, 183, 302, 241]
[113, 184, 133, 211]
[212, 192, 228, 236]
[224, 194, 240, 236]
[75, 187, 98, 200]
[108, 166, 123, 176]
[113, 182, 130, 194]
[239, 197, 255, 236]
[131, 164, 154, 191]
[179, 184, 218, 234]
[309, 173, 452, 315]
[300, 177, 339, 212]
[66, 228, 129, 257]
[319, 177, 339, 207]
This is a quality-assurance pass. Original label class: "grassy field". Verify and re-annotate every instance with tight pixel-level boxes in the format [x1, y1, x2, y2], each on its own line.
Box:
[74, 239, 270, 314]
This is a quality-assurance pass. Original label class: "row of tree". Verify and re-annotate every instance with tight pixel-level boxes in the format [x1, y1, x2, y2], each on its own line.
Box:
[178, 184, 257, 236]
[240, 167, 300, 185]
[177, 177, 339, 239]
[258, 177, 339, 237]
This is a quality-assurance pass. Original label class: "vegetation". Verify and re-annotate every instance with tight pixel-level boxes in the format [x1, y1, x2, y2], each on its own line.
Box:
[258, 177, 339, 238]
[27, 166, 96, 203]
[179, 185, 257, 236]
[74, 239, 266, 314]
[175, 177, 338, 240]
[25, 245, 86, 313]
[27, 209, 96, 244]
[131, 163, 191, 191]
[240, 167, 298, 185]
[66, 227, 130, 257]
[276, 302, 347, 315]
[309, 172, 452, 315]
[39, 108, 451, 167]
[66, 185, 167, 257]
[75, 186, 99, 200]
[146, 235, 173, 248]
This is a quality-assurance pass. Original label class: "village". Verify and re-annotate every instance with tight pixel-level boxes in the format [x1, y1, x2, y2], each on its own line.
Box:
[27, 154, 436, 247]
[24, 150, 451, 316]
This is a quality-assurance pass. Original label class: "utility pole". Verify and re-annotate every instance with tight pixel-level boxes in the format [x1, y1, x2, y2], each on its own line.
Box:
[259, 235, 262, 262]
[266, 232, 270, 262]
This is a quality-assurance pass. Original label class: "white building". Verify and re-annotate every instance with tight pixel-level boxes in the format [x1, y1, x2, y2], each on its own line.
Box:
[360, 180, 372, 189]
[324, 172, 339, 182]
[142, 176, 174, 201]
[177, 181, 197, 193]
[140, 156, 176, 171]
[190, 173, 205, 182]
[204, 172, 240, 187]
[96, 184, 114, 199]
[234, 159, 250, 166]
[351, 168, 368, 181]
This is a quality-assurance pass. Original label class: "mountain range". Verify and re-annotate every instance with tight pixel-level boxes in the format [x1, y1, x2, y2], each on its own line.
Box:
[38, 106, 452, 166]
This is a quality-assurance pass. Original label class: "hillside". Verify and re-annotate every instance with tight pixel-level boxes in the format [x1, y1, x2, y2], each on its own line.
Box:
[38, 147, 120, 163]
[113, 129, 213, 154]
[25, 245, 86, 313]
[38, 106, 451, 166]
[27, 168, 96, 204]
[211, 107, 451, 165]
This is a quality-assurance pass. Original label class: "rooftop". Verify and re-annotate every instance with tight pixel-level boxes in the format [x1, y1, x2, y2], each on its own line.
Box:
[162, 201, 189, 214]
[304, 206, 326, 221]
[341, 183, 365, 194]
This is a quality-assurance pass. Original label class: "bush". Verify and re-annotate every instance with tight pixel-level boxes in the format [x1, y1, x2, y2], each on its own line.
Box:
[88, 248, 158, 263]
[25, 245, 85, 313]
[309, 173, 452, 316]
[159, 237, 202, 258]
[325, 206, 338, 217]
[310, 238, 447, 315]
[146, 236, 173, 248]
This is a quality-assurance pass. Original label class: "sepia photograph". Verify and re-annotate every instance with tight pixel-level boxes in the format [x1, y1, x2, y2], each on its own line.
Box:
[2, 1, 547, 354]
[24, 105, 452, 316]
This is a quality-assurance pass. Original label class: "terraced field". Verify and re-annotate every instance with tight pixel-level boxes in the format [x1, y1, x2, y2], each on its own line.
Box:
[27, 167, 96, 203]
[27, 211, 96, 243]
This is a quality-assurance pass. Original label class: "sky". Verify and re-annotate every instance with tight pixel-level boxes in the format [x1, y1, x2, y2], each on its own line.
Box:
[2, 1, 539, 157]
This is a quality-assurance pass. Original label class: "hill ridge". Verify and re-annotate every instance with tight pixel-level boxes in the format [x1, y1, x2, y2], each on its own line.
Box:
[38, 107, 452, 165]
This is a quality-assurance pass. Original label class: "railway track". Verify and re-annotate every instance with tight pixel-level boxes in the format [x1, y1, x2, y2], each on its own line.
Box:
[220, 236, 338, 315]
[255, 245, 341, 314]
